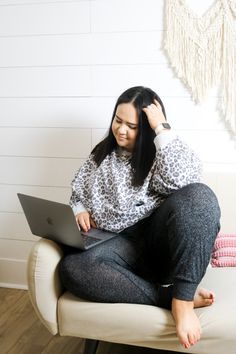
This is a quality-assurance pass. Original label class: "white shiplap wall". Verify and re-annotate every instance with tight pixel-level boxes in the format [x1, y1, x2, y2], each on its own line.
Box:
[0, 0, 236, 288]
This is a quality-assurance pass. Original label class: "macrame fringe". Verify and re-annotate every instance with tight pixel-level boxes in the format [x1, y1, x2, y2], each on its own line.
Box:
[164, 0, 223, 103]
[221, 2, 236, 133]
[164, 0, 236, 136]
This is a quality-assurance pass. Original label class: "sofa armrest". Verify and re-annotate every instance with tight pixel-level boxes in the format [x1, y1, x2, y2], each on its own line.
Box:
[27, 238, 64, 335]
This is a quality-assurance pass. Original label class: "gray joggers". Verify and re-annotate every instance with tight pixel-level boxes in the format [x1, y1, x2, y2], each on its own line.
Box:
[59, 183, 221, 309]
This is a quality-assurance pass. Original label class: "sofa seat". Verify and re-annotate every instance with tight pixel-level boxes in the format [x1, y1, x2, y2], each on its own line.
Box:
[57, 267, 236, 353]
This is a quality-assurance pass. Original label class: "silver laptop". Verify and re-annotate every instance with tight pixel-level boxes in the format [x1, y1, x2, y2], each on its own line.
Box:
[17, 193, 118, 250]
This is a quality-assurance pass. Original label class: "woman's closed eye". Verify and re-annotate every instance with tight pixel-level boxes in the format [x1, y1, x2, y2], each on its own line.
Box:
[115, 117, 122, 124]
[128, 123, 138, 129]
[115, 117, 137, 130]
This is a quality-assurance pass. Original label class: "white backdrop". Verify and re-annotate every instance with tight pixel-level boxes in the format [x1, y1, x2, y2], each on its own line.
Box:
[0, 0, 235, 288]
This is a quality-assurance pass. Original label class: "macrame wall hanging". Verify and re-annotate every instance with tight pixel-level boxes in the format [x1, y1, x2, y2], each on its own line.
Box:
[164, 0, 236, 134]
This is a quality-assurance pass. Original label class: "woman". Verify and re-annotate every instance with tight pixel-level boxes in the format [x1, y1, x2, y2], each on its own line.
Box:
[59, 86, 221, 349]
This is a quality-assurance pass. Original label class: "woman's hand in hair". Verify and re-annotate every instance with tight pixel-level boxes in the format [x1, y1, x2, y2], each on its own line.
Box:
[75, 211, 97, 233]
[142, 99, 166, 131]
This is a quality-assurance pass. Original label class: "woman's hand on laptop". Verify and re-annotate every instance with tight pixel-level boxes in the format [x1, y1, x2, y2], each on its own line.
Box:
[76, 211, 97, 233]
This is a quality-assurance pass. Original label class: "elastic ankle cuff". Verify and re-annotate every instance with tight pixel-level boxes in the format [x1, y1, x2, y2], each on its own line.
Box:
[173, 281, 198, 301]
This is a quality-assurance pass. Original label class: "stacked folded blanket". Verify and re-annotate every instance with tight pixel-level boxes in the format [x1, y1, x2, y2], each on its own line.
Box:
[211, 233, 236, 267]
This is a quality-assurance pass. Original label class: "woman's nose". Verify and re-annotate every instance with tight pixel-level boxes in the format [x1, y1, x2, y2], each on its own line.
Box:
[119, 124, 127, 134]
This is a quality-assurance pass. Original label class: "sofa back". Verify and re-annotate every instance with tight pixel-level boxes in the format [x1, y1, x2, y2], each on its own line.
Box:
[203, 172, 235, 233]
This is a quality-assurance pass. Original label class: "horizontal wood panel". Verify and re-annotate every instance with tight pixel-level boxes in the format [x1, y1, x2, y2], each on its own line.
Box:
[0, 31, 165, 67]
[0, 1, 90, 36]
[0, 259, 27, 287]
[90, 31, 164, 65]
[91, 64, 195, 98]
[0, 239, 34, 259]
[0, 127, 91, 158]
[0, 34, 92, 67]
[0, 212, 35, 240]
[0, 185, 71, 213]
[91, 0, 164, 32]
[0, 97, 115, 128]
[92, 128, 107, 150]
[0, 157, 84, 187]
[0, 67, 90, 97]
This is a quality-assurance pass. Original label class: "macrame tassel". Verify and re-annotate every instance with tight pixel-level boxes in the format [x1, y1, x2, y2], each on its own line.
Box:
[221, 1, 236, 133]
[164, 0, 223, 103]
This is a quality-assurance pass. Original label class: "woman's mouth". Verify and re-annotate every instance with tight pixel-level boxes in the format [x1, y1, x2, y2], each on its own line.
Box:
[118, 135, 127, 140]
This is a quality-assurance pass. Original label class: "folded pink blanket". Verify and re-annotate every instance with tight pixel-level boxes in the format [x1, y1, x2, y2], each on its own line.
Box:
[211, 233, 236, 267]
[211, 257, 236, 267]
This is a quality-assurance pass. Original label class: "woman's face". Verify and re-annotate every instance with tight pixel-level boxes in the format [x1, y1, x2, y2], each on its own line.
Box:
[112, 103, 139, 152]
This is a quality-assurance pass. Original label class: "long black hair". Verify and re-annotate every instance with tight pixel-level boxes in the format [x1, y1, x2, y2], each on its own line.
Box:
[91, 86, 167, 187]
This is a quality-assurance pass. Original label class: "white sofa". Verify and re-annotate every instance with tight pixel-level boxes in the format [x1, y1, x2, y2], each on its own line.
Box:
[27, 173, 236, 354]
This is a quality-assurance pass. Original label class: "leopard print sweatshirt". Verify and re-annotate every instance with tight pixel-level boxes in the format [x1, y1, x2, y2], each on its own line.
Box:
[70, 131, 202, 233]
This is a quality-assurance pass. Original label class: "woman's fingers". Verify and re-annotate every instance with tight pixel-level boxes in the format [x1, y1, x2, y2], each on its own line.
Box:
[76, 212, 91, 232]
[154, 98, 161, 108]
[90, 218, 97, 229]
[75, 212, 97, 232]
[142, 100, 166, 130]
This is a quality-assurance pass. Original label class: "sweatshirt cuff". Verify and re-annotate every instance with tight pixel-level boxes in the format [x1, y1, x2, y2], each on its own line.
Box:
[154, 130, 177, 150]
[71, 202, 87, 215]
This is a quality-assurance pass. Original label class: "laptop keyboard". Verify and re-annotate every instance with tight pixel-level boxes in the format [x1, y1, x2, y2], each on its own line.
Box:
[81, 234, 101, 247]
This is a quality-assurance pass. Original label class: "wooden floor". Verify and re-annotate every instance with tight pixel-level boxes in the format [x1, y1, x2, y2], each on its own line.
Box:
[0, 288, 176, 354]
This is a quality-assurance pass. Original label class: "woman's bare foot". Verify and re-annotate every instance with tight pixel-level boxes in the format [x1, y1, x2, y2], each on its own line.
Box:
[172, 288, 215, 349]
[194, 287, 215, 308]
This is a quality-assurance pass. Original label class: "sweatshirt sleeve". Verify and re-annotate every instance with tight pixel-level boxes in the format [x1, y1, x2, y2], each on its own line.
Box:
[150, 131, 202, 195]
[69, 154, 97, 215]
